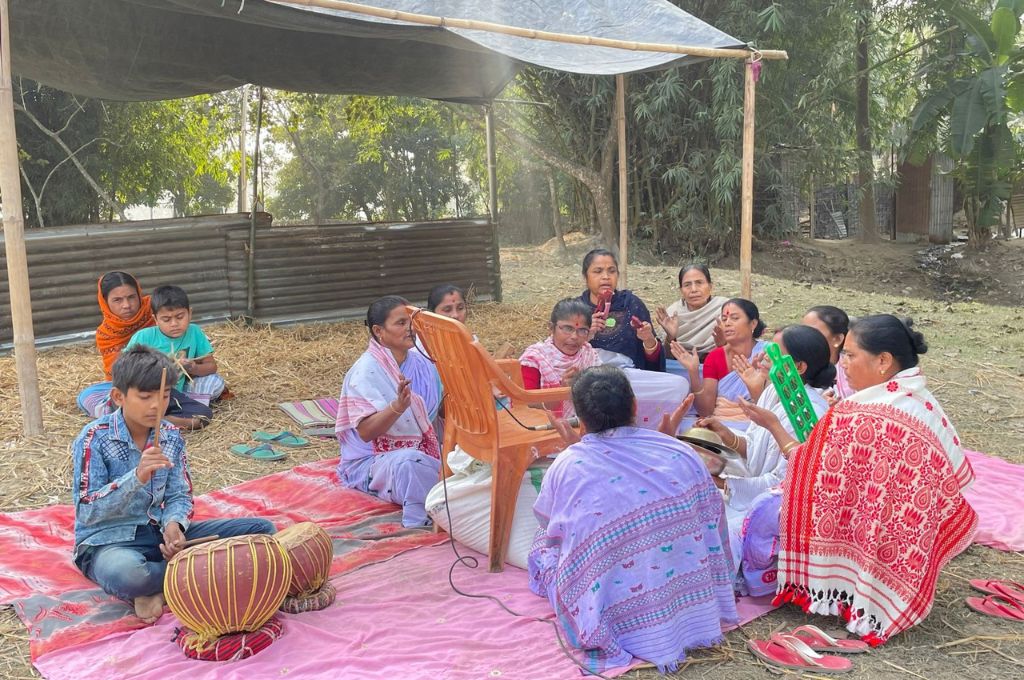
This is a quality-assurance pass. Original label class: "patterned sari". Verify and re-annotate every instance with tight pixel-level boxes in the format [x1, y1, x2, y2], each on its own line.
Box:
[776, 367, 977, 645]
[529, 427, 737, 672]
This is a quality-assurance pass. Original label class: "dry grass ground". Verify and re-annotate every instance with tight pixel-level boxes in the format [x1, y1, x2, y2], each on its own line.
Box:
[1, 237, 1022, 678]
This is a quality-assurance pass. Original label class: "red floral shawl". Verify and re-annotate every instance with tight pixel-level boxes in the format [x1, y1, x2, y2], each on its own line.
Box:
[776, 368, 977, 645]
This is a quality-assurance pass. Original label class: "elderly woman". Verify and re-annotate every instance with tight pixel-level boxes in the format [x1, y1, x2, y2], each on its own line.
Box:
[530, 366, 737, 673]
[335, 296, 443, 527]
[578, 248, 664, 371]
[740, 314, 977, 645]
[656, 264, 727, 360]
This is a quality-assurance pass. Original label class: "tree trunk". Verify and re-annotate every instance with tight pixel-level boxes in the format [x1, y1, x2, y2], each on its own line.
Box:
[500, 100, 619, 253]
[547, 170, 568, 258]
[855, 0, 880, 243]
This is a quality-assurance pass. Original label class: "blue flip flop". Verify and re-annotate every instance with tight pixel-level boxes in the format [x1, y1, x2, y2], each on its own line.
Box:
[230, 443, 288, 461]
[253, 430, 309, 448]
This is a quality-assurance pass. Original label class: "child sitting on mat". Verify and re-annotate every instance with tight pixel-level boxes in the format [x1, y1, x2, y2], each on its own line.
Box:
[71, 346, 275, 624]
[125, 285, 225, 430]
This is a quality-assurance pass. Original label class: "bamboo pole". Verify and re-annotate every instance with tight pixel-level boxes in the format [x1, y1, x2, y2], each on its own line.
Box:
[615, 74, 628, 287]
[739, 59, 756, 299]
[237, 85, 248, 213]
[0, 0, 43, 435]
[273, 0, 788, 62]
[484, 105, 502, 302]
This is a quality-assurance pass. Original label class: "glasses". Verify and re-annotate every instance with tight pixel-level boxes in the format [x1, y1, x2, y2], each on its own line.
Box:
[555, 324, 591, 338]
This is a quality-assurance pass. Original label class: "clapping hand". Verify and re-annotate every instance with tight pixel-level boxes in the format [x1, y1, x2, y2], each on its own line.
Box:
[657, 393, 694, 436]
[655, 306, 678, 338]
[730, 350, 766, 395]
[670, 340, 700, 373]
[545, 410, 581, 446]
[560, 366, 580, 387]
[736, 397, 780, 430]
[391, 377, 412, 414]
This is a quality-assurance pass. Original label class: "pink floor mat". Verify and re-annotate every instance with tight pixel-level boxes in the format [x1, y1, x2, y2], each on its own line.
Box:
[963, 449, 1024, 552]
[33, 542, 777, 680]
[0, 458, 444, 660]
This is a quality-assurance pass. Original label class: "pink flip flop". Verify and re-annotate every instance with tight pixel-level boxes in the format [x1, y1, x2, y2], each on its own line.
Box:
[970, 579, 1024, 604]
[790, 624, 870, 654]
[747, 633, 854, 674]
[966, 594, 1024, 622]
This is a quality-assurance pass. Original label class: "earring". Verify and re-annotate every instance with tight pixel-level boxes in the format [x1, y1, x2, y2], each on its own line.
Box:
[879, 369, 885, 375]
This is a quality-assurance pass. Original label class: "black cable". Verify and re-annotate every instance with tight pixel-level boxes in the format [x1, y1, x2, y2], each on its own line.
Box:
[438, 465, 613, 680]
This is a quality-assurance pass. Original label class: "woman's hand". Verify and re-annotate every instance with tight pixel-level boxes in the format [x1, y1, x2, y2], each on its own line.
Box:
[655, 306, 678, 338]
[559, 366, 580, 387]
[736, 397, 780, 430]
[391, 377, 412, 414]
[712, 320, 727, 347]
[730, 350, 766, 395]
[670, 340, 700, 373]
[657, 393, 694, 436]
[635, 320, 656, 345]
[545, 410, 581, 446]
[695, 416, 730, 439]
[590, 304, 609, 336]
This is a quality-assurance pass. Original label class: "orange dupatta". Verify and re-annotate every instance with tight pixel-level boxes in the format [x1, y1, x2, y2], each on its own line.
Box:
[95, 276, 155, 379]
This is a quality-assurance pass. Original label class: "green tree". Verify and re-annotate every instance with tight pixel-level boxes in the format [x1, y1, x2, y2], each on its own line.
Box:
[910, 1, 1024, 245]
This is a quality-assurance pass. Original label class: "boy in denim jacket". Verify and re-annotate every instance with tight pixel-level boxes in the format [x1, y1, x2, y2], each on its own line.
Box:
[71, 346, 274, 623]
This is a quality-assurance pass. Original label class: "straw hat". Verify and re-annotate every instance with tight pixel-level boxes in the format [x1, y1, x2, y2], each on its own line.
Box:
[677, 427, 745, 476]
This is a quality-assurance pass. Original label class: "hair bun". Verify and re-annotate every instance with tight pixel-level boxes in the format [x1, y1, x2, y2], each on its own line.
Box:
[898, 316, 928, 355]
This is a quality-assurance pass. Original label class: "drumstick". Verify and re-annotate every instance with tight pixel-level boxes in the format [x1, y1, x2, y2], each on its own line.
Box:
[152, 367, 167, 451]
[182, 535, 220, 549]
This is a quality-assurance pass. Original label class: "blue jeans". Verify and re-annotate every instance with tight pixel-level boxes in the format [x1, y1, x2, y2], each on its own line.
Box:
[77, 518, 276, 602]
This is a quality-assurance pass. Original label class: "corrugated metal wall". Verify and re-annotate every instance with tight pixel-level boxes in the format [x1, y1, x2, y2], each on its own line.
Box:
[0, 214, 499, 348]
[929, 154, 954, 244]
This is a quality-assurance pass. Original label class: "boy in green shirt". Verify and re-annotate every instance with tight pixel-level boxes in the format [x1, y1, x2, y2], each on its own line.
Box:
[126, 285, 225, 430]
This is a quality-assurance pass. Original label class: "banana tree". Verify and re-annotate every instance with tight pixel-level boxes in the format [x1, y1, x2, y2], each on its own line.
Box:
[910, 1, 1024, 245]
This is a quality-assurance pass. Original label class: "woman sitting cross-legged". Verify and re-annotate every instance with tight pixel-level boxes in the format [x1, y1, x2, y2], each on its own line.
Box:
[335, 296, 444, 527]
[739, 314, 977, 646]
[530, 365, 737, 673]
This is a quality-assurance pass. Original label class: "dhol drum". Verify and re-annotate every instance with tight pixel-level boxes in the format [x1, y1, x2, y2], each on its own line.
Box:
[164, 534, 291, 652]
[275, 521, 336, 613]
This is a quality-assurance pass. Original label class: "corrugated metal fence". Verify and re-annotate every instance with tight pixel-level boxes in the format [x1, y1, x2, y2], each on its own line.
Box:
[0, 214, 500, 348]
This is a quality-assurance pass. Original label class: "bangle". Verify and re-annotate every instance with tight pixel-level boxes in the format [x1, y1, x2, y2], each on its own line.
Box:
[781, 440, 799, 455]
[729, 432, 742, 449]
[388, 402, 403, 415]
[643, 340, 658, 352]
[692, 386, 705, 396]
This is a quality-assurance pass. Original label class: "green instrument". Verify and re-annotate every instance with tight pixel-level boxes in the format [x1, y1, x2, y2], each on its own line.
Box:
[764, 342, 818, 442]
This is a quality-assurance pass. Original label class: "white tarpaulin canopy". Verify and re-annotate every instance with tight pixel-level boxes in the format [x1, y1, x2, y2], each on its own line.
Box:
[13, 0, 745, 101]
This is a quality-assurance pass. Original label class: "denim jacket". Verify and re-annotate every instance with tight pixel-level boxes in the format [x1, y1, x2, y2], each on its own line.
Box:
[71, 410, 194, 558]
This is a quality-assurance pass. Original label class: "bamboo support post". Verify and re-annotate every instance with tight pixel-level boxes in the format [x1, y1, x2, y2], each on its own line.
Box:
[0, 0, 43, 435]
[615, 74, 628, 287]
[739, 59, 756, 299]
[237, 85, 248, 213]
[273, 0, 788, 61]
[484, 105, 502, 301]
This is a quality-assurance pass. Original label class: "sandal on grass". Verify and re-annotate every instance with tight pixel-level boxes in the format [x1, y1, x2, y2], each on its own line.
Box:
[790, 625, 870, 654]
[747, 633, 853, 674]
[253, 430, 309, 447]
[230, 443, 288, 461]
[970, 579, 1024, 604]
[966, 594, 1024, 622]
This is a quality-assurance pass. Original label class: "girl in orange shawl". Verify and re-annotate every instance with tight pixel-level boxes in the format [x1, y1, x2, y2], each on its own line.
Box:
[76, 272, 155, 417]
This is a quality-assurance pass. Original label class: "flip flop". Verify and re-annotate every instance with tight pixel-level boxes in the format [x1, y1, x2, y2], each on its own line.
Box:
[966, 594, 1024, 622]
[970, 579, 1024, 604]
[230, 443, 288, 461]
[253, 430, 309, 447]
[747, 633, 853, 674]
[790, 625, 870, 654]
